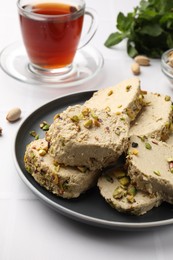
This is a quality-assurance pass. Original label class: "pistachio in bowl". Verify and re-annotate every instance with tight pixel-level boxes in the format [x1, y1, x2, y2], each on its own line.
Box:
[161, 49, 173, 85]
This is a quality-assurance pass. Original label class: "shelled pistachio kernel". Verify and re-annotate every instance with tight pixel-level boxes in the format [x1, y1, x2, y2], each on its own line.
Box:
[70, 115, 79, 123]
[115, 111, 121, 115]
[127, 195, 135, 203]
[119, 176, 130, 186]
[81, 107, 90, 116]
[113, 187, 126, 199]
[127, 184, 137, 196]
[90, 110, 98, 120]
[83, 119, 93, 129]
[38, 149, 47, 156]
[107, 90, 113, 96]
[40, 121, 50, 131]
[29, 130, 39, 140]
[145, 142, 152, 150]
[53, 113, 60, 120]
[165, 95, 171, 101]
[153, 170, 161, 176]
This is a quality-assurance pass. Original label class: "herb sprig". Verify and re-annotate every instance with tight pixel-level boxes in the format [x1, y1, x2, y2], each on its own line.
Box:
[105, 0, 173, 58]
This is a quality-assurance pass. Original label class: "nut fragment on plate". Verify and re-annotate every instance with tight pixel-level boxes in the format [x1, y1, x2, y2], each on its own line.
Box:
[134, 55, 150, 66]
[0, 127, 2, 136]
[6, 107, 21, 122]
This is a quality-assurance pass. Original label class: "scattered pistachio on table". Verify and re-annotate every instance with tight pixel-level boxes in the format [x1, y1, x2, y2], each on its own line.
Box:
[131, 62, 140, 75]
[134, 55, 150, 66]
[6, 107, 21, 122]
[131, 55, 150, 75]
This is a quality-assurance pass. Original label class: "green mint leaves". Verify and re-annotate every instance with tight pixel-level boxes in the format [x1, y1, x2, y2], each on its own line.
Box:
[105, 0, 173, 58]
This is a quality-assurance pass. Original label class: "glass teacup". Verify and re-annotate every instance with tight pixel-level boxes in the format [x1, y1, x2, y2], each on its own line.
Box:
[17, 0, 98, 78]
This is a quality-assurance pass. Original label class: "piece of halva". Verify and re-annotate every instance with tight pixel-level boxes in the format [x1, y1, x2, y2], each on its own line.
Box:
[129, 92, 173, 140]
[24, 139, 100, 199]
[127, 135, 173, 204]
[46, 105, 130, 171]
[97, 166, 162, 216]
[85, 77, 144, 121]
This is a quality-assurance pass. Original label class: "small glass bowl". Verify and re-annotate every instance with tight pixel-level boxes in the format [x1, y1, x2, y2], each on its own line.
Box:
[161, 48, 173, 85]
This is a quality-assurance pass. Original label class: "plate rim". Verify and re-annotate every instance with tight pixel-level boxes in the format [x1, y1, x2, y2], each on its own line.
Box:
[13, 90, 173, 230]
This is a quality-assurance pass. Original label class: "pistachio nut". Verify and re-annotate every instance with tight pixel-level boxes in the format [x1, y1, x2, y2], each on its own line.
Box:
[134, 55, 150, 66]
[6, 107, 21, 122]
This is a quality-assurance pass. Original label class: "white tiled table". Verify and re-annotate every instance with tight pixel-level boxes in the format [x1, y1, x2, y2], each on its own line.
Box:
[1, 1, 173, 259]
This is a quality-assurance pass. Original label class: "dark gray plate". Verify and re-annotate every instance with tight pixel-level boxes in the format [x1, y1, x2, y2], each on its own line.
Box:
[14, 91, 173, 230]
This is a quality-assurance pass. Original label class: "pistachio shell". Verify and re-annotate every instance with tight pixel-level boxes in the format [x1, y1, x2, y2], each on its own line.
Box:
[6, 107, 21, 122]
[134, 55, 150, 66]
[131, 62, 140, 75]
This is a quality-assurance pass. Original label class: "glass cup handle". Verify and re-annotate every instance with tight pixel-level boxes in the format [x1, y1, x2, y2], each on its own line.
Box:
[78, 7, 98, 49]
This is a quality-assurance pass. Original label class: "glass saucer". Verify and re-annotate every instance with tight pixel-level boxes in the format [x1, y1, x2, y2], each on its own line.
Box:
[0, 42, 104, 88]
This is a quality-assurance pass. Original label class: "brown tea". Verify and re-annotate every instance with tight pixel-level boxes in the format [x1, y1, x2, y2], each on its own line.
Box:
[19, 2, 84, 69]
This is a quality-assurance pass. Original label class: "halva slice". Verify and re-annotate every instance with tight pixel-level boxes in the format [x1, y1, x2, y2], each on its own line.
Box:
[46, 105, 130, 171]
[127, 135, 173, 204]
[24, 139, 100, 199]
[97, 166, 162, 216]
[129, 92, 173, 141]
[84, 77, 144, 121]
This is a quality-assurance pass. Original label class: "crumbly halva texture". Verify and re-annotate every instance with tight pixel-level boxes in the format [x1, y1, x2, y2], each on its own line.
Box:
[24, 139, 100, 199]
[97, 166, 162, 216]
[127, 136, 173, 204]
[129, 91, 173, 141]
[46, 105, 130, 171]
[84, 77, 144, 121]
